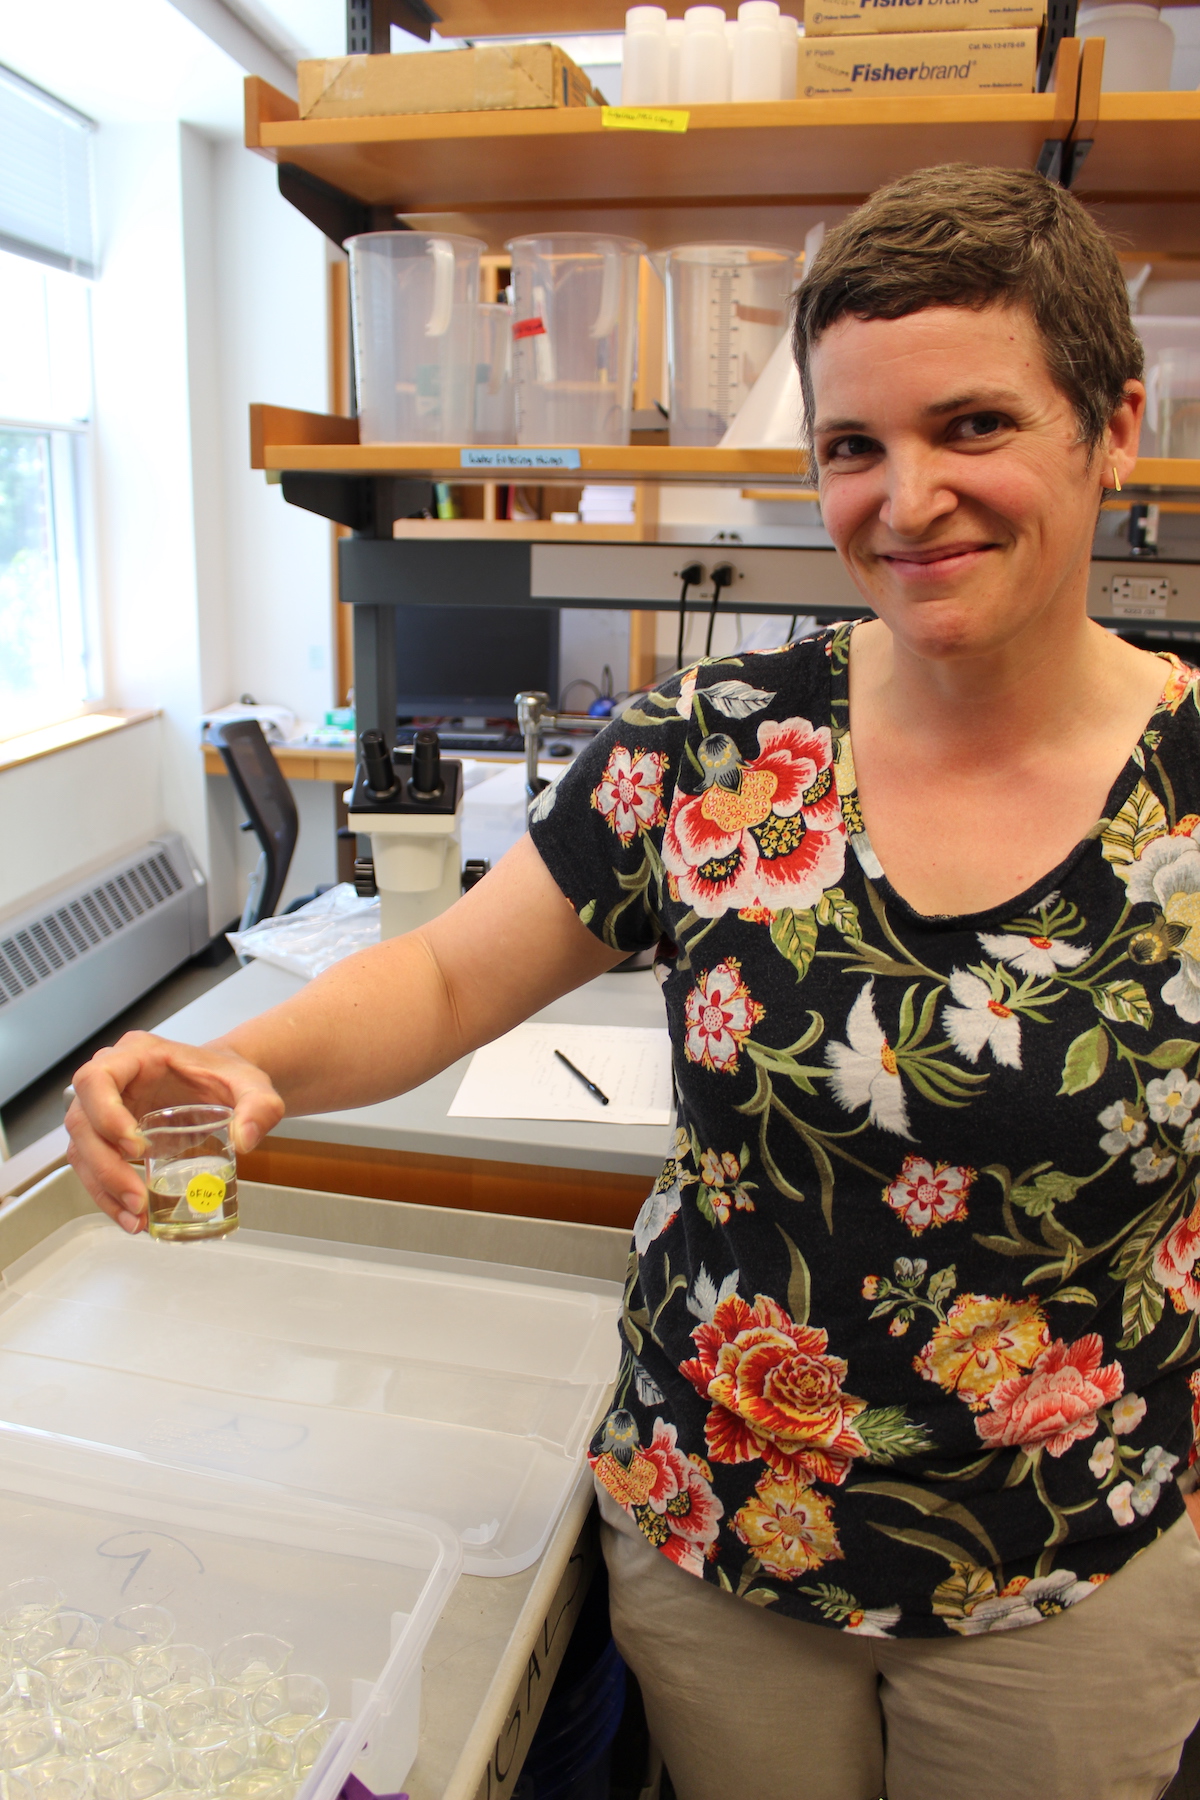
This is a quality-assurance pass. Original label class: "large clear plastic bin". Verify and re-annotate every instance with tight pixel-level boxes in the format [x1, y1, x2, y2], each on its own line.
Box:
[0, 1218, 622, 1578]
[0, 1419, 459, 1800]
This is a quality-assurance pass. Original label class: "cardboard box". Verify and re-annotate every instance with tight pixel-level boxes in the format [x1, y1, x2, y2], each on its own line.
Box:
[805, 0, 1044, 34]
[799, 28, 1037, 93]
[298, 43, 606, 120]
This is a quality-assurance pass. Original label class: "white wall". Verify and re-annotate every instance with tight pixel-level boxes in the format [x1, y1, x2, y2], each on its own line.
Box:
[213, 139, 332, 723]
[0, 720, 163, 923]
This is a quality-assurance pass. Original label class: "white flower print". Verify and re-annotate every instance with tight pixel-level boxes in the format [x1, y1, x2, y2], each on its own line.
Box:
[826, 981, 911, 1138]
[942, 970, 1022, 1069]
[1097, 1099, 1148, 1156]
[1141, 1444, 1179, 1486]
[976, 932, 1090, 978]
[1184, 1119, 1200, 1155]
[1108, 1481, 1136, 1526]
[529, 780, 557, 824]
[948, 1569, 1096, 1635]
[1089, 1436, 1116, 1478]
[1112, 1392, 1147, 1436]
[1146, 1068, 1200, 1127]
[1132, 1145, 1174, 1185]
[633, 1184, 683, 1257]
[844, 1606, 902, 1638]
[1126, 833, 1200, 1024]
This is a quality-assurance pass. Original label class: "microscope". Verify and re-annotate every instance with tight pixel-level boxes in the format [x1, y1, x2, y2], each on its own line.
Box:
[347, 729, 484, 941]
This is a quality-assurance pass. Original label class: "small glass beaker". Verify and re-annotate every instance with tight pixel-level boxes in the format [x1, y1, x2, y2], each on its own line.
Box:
[140, 1109, 237, 1242]
[506, 233, 645, 446]
[664, 242, 796, 447]
[347, 232, 485, 444]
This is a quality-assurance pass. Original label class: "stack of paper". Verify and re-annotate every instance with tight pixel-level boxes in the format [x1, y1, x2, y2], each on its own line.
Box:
[449, 1023, 673, 1126]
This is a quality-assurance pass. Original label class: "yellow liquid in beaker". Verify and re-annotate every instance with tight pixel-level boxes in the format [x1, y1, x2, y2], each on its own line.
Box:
[147, 1157, 239, 1240]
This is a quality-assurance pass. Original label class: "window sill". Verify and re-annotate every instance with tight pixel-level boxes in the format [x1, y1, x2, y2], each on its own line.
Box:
[0, 709, 159, 774]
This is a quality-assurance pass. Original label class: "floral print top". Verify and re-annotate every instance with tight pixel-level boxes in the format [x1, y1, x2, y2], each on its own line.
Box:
[529, 624, 1200, 1638]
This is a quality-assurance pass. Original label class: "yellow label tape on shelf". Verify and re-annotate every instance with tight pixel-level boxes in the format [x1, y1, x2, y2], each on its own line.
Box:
[601, 106, 690, 132]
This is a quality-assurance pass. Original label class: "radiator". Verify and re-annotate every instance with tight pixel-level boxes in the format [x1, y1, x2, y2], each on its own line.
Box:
[0, 834, 209, 1107]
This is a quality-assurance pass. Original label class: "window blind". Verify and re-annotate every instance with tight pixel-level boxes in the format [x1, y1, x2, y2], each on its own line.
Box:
[0, 64, 95, 279]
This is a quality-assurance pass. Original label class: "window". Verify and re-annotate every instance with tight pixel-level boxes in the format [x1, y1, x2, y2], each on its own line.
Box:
[0, 65, 97, 741]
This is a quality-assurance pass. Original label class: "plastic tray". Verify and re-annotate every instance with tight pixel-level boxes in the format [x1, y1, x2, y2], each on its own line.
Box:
[0, 1418, 459, 1800]
[0, 1217, 623, 1576]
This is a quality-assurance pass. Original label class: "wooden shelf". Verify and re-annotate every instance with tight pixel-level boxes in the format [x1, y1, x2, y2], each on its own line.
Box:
[1075, 92, 1200, 201]
[245, 75, 1076, 247]
[251, 408, 1200, 496]
[251, 404, 812, 485]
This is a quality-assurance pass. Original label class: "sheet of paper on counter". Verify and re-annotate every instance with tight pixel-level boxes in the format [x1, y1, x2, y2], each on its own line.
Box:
[448, 1023, 674, 1125]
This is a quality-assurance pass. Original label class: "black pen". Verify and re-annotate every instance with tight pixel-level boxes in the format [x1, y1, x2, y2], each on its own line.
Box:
[554, 1049, 610, 1106]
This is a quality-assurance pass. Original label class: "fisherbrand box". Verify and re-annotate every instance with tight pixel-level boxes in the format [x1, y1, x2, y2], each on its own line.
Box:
[799, 28, 1037, 92]
[805, 0, 1044, 34]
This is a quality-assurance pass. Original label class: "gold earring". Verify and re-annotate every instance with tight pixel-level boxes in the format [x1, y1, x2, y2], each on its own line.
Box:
[1113, 464, 1122, 492]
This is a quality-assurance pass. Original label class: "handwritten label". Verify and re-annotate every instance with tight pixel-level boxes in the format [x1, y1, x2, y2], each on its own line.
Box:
[186, 1172, 225, 1215]
[512, 317, 547, 341]
[601, 105, 690, 133]
[461, 448, 582, 471]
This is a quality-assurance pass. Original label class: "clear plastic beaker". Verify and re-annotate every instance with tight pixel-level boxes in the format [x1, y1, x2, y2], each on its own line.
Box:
[347, 232, 485, 445]
[665, 242, 796, 446]
[506, 233, 645, 445]
[140, 1109, 237, 1243]
[1148, 349, 1200, 460]
[473, 304, 515, 444]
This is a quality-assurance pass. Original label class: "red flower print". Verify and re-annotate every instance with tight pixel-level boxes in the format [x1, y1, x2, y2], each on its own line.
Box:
[1152, 1198, 1200, 1314]
[976, 1335, 1125, 1458]
[662, 717, 845, 917]
[591, 1418, 723, 1579]
[680, 1293, 868, 1484]
[883, 1157, 976, 1236]
[683, 960, 764, 1074]
[590, 745, 667, 846]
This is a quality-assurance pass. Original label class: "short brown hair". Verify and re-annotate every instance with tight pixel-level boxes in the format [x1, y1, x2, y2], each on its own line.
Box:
[793, 163, 1142, 452]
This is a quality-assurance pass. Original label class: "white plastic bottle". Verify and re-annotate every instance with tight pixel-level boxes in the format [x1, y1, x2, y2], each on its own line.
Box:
[666, 18, 686, 100]
[733, 0, 782, 100]
[778, 12, 799, 97]
[680, 5, 731, 102]
[1075, 0, 1174, 88]
[623, 6, 671, 105]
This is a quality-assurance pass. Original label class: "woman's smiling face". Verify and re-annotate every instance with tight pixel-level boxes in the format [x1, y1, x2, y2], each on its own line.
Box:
[809, 302, 1144, 662]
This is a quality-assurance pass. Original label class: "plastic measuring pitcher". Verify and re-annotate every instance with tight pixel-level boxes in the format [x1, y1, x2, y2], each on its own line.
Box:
[506, 233, 645, 446]
[1147, 349, 1200, 460]
[1135, 317, 1200, 454]
[474, 303, 515, 444]
[665, 242, 797, 447]
[347, 232, 484, 443]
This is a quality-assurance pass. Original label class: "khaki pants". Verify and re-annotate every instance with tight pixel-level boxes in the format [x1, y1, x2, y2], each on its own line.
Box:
[599, 1488, 1200, 1800]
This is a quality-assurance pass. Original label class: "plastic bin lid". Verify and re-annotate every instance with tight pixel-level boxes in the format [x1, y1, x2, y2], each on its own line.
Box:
[0, 1218, 623, 1576]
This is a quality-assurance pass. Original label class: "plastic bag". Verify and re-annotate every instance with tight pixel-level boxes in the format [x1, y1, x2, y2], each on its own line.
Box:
[227, 884, 380, 980]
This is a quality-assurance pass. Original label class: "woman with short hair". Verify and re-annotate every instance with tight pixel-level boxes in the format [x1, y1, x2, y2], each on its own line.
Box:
[69, 164, 1200, 1799]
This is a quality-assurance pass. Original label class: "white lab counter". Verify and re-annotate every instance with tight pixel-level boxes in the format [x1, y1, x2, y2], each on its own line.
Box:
[155, 961, 671, 1182]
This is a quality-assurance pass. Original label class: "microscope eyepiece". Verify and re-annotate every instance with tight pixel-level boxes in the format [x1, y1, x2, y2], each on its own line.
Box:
[359, 729, 398, 799]
[409, 728, 444, 801]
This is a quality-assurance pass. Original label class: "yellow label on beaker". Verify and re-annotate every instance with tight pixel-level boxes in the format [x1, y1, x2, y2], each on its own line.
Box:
[186, 1172, 226, 1215]
[601, 106, 690, 133]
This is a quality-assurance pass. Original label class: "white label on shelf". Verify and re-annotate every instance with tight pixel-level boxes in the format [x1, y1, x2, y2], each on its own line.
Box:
[1108, 576, 1170, 620]
[461, 448, 582, 470]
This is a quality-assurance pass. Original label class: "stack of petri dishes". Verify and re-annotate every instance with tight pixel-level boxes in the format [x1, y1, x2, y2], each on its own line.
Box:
[0, 1584, 345, 1800]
